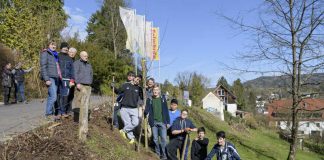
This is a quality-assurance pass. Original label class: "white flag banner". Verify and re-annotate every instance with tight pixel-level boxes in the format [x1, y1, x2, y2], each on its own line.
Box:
[119, 7, 135, 53]
[145, 21, 153, 60]
[135, 15, 145, 56]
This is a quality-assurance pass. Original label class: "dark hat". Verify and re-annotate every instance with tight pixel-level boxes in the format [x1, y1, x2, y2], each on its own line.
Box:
[127, 71, 135, 77]
[171, 99, 178, 105]
[60, 42, 69, 49]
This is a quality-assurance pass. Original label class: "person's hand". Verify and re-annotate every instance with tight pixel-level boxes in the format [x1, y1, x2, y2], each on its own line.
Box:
[45, 80, 51, 86]
[166, 124, 170, 129]
[14, 80, 18, 84]
[110, 82, 115, 88]
[77, 84, 81, 90]
[69, 82, 75, 87]
[195, 137, 199, 141]
[185, 128, 191, 133]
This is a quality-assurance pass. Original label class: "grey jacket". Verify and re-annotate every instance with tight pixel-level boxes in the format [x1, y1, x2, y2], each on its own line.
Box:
[40, 50, 59, 81]
[73, 59, 93, 85]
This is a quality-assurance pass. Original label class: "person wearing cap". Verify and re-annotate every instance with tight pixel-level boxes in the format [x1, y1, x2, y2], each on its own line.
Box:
[40, 40, 60, 119]
[12, 62, 33, 104]
[144, 84, 170, 159]
[57, 42, 75, 118]
[205, 131, 241, 160]
[168, 98, 181, 140]
[112, 71, 136, 129]
[114, 71, 142, 144]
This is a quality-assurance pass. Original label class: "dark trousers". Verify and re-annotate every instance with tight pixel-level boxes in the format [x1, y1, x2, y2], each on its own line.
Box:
[66, 87, 74, 114]
[58, 80, 70, 115]
[14, 82, 25, 102]
[113, 103, 121, 128]
[167, 138, 190, 160]
[3, 86, 11, 105]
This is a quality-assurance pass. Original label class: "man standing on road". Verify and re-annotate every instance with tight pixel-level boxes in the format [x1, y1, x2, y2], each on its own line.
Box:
[115, 71, 142, 144]
[58, 42, 75, 118]
[144, 85, 170, 160]
[2, 62, 13, 105]
[12, 62, 33, 104]
[40, 40, 60, 119]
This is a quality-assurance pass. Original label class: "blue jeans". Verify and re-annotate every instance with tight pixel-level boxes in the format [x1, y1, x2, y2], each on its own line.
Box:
[15, 82, 25, 102]
[152, 121, 167, 158]
[46, 78, 58, 116]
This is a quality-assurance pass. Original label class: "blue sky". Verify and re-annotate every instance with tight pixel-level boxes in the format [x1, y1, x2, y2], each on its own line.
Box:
[63, 0, 265, 87]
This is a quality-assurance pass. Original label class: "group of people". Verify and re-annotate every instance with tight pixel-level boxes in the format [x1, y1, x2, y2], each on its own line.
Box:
[40, 40, 93, 120]
[113, 72, 241, 160]
[1, 62, 33, 105]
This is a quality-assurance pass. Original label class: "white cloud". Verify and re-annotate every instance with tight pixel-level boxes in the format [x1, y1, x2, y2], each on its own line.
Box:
[75, 7, 83, 13]
[70, 14, 87, 24]
[62, 5, 89, 41]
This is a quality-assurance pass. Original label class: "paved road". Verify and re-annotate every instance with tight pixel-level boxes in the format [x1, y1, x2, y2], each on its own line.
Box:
[0, 96, 109, 142]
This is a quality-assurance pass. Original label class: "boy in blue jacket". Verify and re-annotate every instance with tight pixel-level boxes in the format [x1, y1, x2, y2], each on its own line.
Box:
[205, 131, 241, 160]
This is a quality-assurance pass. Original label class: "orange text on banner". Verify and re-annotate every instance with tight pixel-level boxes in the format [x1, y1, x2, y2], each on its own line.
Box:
[152, 27, 159, 61]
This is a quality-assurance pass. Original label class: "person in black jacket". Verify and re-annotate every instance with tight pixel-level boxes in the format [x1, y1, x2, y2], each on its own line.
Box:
[2, 62, 13, 105]
[112, 71, 136, 129]
[66, 47, 77, 115]
[191, 127, 209, 160]
[115, 71, 142, 144]
[57, 42, 75, 118]
[144, 85, 170, 160]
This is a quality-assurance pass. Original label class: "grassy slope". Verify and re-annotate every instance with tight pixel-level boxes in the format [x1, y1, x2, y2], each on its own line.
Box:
[186, 106, 324, 160]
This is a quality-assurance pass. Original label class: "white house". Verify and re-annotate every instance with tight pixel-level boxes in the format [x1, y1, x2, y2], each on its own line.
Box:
[202, 92, 225, 121]
[278, 121, 324, 137]
[202, 91, 238, 121]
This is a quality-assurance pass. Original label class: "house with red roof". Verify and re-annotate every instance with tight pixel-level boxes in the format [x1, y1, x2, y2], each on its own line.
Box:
[267, 98, 324, 137]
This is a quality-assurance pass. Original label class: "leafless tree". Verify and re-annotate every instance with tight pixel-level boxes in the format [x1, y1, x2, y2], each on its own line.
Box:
[219, 0, 323, 159]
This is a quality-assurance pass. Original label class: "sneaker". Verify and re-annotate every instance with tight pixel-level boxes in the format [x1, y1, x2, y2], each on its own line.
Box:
[119, 130, 127, 139]
[129, 139, 135, 144]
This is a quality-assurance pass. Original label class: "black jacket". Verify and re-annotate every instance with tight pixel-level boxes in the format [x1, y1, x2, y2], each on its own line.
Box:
[115, 82, 142, 108]
[144, 95, 170, 127]
[191, 138, 209, 160]
[58, 52, 74, 80]
[2, 68, 12, 87]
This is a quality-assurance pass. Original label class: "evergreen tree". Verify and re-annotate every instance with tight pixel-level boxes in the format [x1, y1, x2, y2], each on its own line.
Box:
[232, 79, 246, 109]
[217, 76, 231, 90]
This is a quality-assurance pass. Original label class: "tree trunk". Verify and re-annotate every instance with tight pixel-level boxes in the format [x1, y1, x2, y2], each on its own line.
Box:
[78, 85, 91, 142]
[141, 58, 148, 149]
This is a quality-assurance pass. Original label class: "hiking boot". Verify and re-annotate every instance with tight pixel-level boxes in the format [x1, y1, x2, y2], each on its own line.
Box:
[119, 130, 127, 139]
[62, 114, 69, 118]
[129, 139, 135, 144]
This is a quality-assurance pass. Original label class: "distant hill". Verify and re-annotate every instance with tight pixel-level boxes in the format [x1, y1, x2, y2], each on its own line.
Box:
[243, 73, 324, 89]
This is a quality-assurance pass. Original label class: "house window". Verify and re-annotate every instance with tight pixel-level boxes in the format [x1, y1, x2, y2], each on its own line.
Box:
[306, 122, 310, 127]
[218, 89, 225, 96]
[316, 123, 320, 127]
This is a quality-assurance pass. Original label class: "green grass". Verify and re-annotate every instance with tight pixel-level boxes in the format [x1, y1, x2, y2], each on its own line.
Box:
[186, 106, 324, 160]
